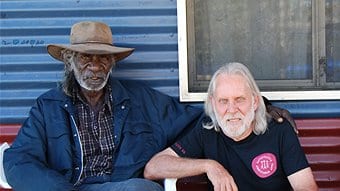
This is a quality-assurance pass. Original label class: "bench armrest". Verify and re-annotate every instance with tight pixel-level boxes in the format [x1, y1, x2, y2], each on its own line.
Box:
[164, 178, 177, 191]
[0, 142, 11, 189]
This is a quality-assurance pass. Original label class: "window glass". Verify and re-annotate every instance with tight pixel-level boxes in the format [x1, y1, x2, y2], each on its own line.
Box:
[190, 0, 313, 92]
[326, 0, 340, 82]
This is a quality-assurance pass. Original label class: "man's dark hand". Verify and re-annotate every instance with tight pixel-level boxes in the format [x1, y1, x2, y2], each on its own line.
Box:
[266, 104, 298, 134]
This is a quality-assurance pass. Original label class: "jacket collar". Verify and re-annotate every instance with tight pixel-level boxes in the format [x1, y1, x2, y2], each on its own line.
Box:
[109, 78, 130, 106]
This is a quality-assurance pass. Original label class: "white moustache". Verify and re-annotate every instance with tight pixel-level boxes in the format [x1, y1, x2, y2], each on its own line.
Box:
[225, 114, 244, 121]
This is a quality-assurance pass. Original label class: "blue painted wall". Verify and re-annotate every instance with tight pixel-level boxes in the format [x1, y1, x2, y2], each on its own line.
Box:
[0, 0, 339, 124]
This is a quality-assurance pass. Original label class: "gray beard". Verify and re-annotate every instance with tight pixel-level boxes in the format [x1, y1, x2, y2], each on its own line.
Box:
[216, 105, 255, 140]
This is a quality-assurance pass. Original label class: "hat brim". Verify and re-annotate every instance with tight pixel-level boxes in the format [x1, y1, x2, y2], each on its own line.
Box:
[47, 43, 134, 62]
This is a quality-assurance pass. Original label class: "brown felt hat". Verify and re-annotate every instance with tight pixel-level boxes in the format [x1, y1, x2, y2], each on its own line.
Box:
[47, 21, 134, 62]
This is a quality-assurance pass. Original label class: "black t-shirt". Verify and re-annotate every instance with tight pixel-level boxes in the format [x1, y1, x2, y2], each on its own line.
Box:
[171, 116, 309, 191]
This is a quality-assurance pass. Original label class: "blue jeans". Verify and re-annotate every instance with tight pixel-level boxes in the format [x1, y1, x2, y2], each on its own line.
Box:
[77, 178, 163, 191]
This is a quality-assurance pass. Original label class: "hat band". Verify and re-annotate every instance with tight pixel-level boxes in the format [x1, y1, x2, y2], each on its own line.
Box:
[71, 41, 113, 46]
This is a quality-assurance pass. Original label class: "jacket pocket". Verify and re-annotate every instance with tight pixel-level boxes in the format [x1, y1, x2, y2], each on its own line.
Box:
[116, 122, 157, 166]
[46, 122, 73, 174]
[46, 120, 70, 136]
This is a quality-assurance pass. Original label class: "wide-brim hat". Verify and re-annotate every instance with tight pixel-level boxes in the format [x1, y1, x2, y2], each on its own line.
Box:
[47, 21, 134, 62]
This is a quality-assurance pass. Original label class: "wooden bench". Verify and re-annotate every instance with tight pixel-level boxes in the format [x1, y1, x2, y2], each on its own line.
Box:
[1, 118, 340, 191]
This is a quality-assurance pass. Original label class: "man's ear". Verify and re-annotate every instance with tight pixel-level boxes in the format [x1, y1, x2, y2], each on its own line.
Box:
[253, 95, 260, 110]
[209, 95, 216, 106]
[64, 61, 73, 72]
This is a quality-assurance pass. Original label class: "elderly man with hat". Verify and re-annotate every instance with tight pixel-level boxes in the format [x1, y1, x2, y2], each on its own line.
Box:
[3, 21, 202, 191]
[3, 21, 294, 191]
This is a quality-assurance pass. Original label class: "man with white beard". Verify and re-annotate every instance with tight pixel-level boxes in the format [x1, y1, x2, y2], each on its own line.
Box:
[144, 62, 318, 191]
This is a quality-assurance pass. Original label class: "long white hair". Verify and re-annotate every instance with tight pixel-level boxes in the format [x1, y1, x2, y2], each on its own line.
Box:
[203, 62, 269, 135]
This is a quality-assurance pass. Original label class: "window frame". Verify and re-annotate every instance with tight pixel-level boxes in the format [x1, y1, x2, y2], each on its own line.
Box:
[177, 0, 340, 102]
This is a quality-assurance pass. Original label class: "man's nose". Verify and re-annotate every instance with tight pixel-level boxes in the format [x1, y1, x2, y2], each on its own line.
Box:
[226, 101, 238, 113]
[88, 56, 103, 70]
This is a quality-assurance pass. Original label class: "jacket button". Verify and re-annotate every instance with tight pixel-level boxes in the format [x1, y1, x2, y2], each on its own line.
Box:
[121, 105, 125, 110]
[75, 167, 80, 170]
[64, 104, 68, 108]
[74, 133, 77, 137]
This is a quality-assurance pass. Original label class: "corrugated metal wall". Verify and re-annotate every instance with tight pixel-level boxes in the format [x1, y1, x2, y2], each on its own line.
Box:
[0, 0, 181, 124]
[297, 118, 340, 191]
[0, 1, 340, 190]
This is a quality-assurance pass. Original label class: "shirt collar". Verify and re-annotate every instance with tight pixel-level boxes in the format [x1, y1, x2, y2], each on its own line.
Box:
[73, 83, 113, 114]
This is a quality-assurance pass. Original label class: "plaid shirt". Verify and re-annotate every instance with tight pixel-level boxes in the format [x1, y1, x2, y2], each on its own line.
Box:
[74, 86, 115, 181]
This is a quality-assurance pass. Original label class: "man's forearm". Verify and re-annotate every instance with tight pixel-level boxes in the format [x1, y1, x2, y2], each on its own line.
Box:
[144, 150, 209, 180]
[288, 167, 318, 191]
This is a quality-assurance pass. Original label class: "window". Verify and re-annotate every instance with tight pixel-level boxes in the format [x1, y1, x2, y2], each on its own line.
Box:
[177, 0, 340, 101]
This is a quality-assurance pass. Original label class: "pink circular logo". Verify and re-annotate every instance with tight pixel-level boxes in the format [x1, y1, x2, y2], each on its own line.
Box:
[251, 153, 277, 178]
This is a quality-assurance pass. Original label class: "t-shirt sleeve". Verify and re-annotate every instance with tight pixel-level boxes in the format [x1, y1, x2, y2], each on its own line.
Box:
[280, 120, 310, 176]
[170, 119, 205, 158]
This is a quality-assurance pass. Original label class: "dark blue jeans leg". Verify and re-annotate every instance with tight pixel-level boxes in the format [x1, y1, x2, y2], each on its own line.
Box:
[78, 178, 163, 191]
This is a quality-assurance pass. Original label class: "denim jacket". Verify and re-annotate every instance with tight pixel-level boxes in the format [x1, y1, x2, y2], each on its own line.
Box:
[4, 78, 202, 191]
